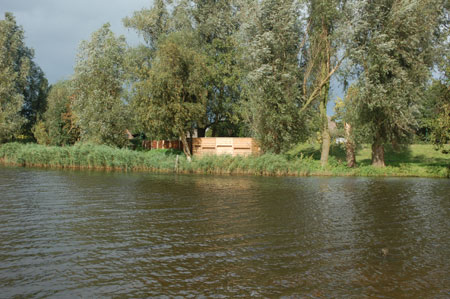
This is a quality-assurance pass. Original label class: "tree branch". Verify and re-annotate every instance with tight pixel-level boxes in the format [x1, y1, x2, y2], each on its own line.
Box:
[299, 55, 345, 114]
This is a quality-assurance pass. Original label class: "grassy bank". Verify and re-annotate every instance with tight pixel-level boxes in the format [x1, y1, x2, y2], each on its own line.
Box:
[0, 142, 449, 178]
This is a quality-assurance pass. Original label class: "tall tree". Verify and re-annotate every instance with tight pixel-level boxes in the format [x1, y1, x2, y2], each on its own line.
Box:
[34, 80, 79, 146]
[72, 23, 129, 147]
[123, 0, 171, 51]
[300, 0, 347, 166]
[242, 0, 305, 153]
[21, 59, 49, 139]
[349, 0, 446, 166]
[0, 12, 47, 142]
[133, 32, 209, 160]
[426, 2, 449, 153]
[423, 78, 450, 153]
[191, 0, 244, 137]
[126, 0, 244, 138]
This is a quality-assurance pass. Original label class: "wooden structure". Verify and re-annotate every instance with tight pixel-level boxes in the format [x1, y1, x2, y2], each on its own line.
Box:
[139, 137, 260, 156]
[192, 137, 260, 156]
[150, 140, 182, 150]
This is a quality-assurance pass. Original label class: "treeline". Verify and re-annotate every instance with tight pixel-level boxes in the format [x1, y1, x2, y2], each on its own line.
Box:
[1, 0, 448, 167]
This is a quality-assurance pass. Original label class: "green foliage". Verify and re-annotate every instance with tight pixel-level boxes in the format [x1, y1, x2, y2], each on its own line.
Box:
[241, 0, 305, 153]
[39, 80, 80, 146]
[72, 23, 129, 147]
[428, 91, 450, 153]
[131, 31, 209, 154]
[2, 1, 447, 171]
[20, 59, 49, 139]
[0, 13, 49, 142]
[334, 87, 372, 143]
[125, 1, 245, 138]
[1, 142, 447, 177]
[0, 142, 179, 170]
[123, 0, 171, 50]
[347, 0, 446, 164]
[421, 32, 450, 153]
[32, 120, 50, 145]
[191, 0, 245, 136]
[0, 13, 30, 142]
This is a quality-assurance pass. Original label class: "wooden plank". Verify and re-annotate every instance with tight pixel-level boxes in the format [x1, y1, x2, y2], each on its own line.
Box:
[217, 145, 233, 155]
[191, 137, 260, 156]
[233, 148, 252, 156]
[215, 138, 233, 146]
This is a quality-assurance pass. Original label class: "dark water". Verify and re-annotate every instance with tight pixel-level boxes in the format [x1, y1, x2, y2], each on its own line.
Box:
[0, 166, 449, 298]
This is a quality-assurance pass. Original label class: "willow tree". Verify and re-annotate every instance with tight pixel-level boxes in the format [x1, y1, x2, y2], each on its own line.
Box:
[299, 0, 347, 166]
[72, 23, 129, 147]
[123, 0, 171, 51]
[426, 2, 449, 153]
[0, 13, 47, 142]
[21, 58, 49, 139]
[126, 0, 244, 137]
[35, 80, 79, 146]
[426, 80, 450, 153]
[349, 0, 446, 166]
[191, 0, 244, 137]
[242, 0, 305, 153]
[124, 0, 192, 139]
[133, 32, 209, 160]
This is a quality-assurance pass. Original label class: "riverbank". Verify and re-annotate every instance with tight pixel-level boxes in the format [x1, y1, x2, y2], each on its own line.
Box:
[0, 142, 448, 178]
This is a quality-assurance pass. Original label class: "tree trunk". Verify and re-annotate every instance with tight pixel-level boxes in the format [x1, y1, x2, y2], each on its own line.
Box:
[321, 126, 331, 167]
[320, 93, 330, 167]
[371, 136, 385, 167]
[179, 132, 192, 162]
[319, 31, 331, 167]
[345, 122, 356, 168]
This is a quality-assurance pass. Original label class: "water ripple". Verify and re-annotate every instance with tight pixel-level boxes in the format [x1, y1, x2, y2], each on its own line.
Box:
[0, 168, 448, 297]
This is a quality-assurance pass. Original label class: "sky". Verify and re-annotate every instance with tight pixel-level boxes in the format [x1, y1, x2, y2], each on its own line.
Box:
[0, 0, 152, 84]
[0, 0, 341, 115]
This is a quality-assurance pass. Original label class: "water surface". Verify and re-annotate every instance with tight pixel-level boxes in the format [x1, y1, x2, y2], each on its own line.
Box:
[0, 166, 449, 297]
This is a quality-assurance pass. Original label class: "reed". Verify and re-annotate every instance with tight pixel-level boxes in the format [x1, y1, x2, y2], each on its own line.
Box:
[0, 142, 448, 178]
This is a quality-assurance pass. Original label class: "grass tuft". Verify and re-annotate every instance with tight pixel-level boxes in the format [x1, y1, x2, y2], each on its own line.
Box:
[0, 142, 448, 178]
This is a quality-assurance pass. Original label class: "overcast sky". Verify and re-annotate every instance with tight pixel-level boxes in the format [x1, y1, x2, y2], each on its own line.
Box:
[0, 0, 153, 84]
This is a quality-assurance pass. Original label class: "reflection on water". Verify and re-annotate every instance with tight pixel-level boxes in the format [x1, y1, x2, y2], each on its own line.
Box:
[0, 167, 449, 297]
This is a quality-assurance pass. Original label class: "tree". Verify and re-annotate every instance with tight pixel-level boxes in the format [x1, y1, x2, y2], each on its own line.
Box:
[34, 80, 79, 146]
[133, 32, 209, 160]
[123, 0, 171, 51]
[0, 12, 47, 142]
[241, 0, 305, 153]
[299, 0, 347, 166]
[72, 23, 129, 147]
[425, 80, 450, 153]
[334, 87, 372, 167]
[21, 59, 49, 139]
[348, 0, 446, 166]
[334, 95, 357, 167]
[126, 0, 245, 138]
[424, 6, 449, 153]
[191, 0, 244, 137]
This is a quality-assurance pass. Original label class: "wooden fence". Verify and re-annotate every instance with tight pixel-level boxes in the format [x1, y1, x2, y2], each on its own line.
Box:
[142, 137, 260, 156]
[142, 140, 182, 150]
[192, 137, 260, 156]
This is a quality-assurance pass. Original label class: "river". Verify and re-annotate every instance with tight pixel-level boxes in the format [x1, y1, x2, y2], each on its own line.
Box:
[0, 166, 448, 297]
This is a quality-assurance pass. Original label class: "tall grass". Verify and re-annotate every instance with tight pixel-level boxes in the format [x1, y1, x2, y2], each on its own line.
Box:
[0, 143, 179, 172]
[0, 142, 448, 178]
